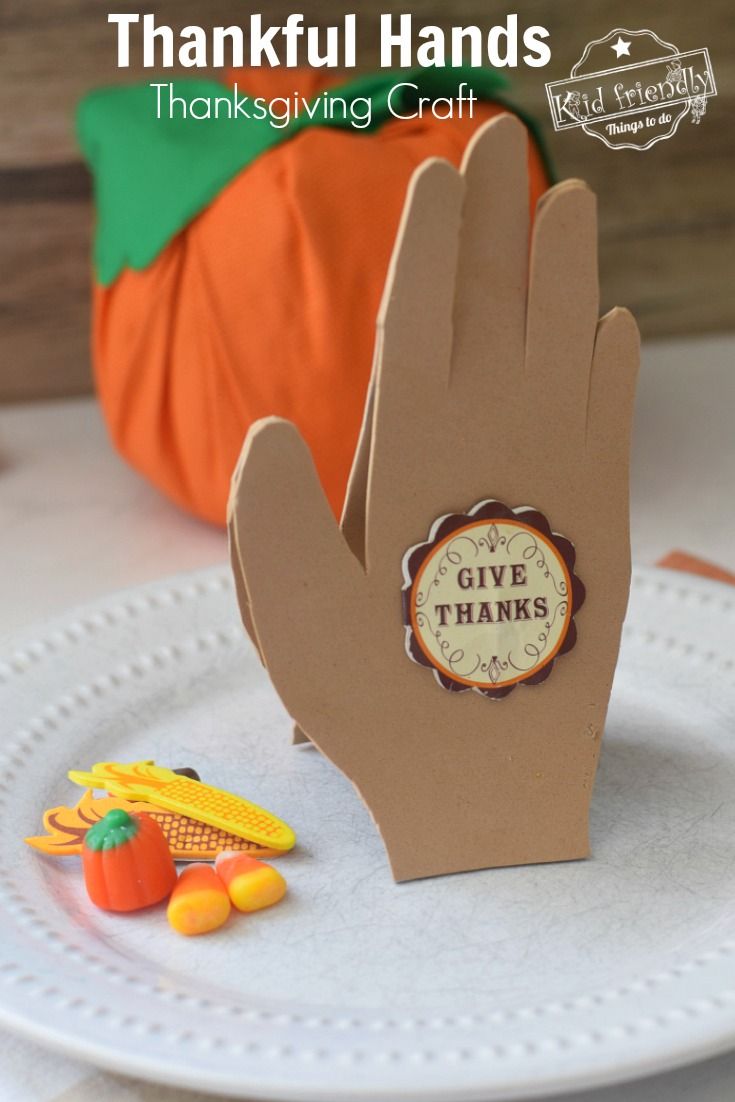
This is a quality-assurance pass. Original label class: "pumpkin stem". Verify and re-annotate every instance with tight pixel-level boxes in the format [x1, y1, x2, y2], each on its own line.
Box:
[85, 807, 140, 851]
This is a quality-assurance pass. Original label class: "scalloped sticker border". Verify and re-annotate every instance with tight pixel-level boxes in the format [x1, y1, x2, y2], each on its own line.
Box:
[401, 500, 586, 699]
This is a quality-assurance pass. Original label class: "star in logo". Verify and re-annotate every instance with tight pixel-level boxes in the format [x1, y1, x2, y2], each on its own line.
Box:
[611, 35, 631, 58]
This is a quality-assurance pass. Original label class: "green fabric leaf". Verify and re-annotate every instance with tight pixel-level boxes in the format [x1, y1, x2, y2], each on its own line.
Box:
[78, 67, 551, 286]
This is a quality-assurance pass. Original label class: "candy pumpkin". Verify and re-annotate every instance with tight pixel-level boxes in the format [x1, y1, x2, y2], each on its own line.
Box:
[80, 67, 551, 525]
[82, 808, 177, 912]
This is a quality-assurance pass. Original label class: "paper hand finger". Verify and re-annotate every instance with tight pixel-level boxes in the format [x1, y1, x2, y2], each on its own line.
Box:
[229, 417, 363, 725]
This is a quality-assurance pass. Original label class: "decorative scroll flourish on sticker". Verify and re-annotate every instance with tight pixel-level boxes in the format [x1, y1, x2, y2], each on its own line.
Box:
[401, 500, 585, 699]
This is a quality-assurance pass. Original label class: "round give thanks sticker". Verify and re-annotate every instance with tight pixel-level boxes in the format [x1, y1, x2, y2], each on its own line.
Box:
[402, 500, 585, 699]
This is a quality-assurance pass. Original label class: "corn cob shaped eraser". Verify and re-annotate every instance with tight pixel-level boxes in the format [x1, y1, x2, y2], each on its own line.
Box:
[67, 761, 296, 851]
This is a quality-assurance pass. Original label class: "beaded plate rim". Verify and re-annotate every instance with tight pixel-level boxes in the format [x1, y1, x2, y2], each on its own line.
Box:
[1, 565, 735, 1100]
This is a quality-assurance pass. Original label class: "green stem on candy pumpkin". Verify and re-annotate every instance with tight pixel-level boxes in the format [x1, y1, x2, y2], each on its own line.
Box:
[84, 807, 140, 851]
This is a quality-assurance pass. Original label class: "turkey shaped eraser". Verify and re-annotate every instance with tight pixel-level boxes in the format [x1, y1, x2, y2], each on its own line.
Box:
[228, 115, 639, 882]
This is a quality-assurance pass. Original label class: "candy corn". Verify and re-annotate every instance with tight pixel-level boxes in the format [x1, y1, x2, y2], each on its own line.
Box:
[215, 852, 287, 913]
[167, 864, 231, 936]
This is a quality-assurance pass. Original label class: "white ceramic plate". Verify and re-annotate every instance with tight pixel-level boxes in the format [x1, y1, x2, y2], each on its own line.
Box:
[2, 565, 735, 1101]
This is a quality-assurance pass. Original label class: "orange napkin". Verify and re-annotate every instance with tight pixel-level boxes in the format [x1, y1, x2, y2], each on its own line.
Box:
[657, 551, 735, 587]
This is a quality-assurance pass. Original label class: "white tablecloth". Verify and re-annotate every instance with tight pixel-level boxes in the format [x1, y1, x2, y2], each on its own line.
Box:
[1, 332, 734, 1101]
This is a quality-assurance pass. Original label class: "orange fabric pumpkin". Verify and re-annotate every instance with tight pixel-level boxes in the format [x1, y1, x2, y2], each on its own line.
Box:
[91, 70, 550, 526]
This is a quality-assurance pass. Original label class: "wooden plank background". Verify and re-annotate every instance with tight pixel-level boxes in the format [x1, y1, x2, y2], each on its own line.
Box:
[1, 0, 733, 401]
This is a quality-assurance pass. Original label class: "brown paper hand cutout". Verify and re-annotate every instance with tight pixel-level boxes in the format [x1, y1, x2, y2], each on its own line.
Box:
[228, 115, 639, 881]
